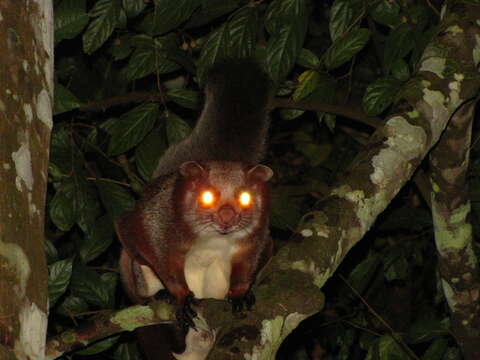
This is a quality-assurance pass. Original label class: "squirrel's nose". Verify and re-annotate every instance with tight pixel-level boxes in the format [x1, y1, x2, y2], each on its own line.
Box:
[217, 205, 236, 225]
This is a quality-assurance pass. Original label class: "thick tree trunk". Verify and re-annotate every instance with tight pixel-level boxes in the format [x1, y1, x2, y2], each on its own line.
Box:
[0, 1, 53, 358]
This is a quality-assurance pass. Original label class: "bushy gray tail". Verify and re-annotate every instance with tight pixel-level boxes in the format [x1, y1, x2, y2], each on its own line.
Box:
[154, 59, 272, 177]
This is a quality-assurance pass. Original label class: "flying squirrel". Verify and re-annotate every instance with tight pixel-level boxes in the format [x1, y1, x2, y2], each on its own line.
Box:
[115, 59, 274, 325]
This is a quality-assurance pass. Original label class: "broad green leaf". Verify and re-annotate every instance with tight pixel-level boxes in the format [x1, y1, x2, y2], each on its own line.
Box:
[348, 252, 381, 296]
[57, 295, 89, 316]
[383, 250, 409, 281]
[136, 127, 168, 181]
[228, 6, 258, 58]
[124, 36, 180, 80]
[167, 89, 200, 110]
[54, 0, 89, 45]
[114, 343, 142, 360]
[392, 58, 410, 81]
[83, 0, 121, 54]
[265, 0, 308, 85]
[365, 335, 409, 360]
[294, 131, 331, 167]
[77, 336, 120, 355]
[370, 0, 401, 28]
[407, 313, 449, 344]
[109, 34, 134, 60]
[49, 175, 91, 231]
[362, 77, 400, 116]
[45, 239, 59, 265]
[140, 0, 201, 36]
[185, 0, 240, 28]
[297, 48, 320, 69]
[303, 73, 337, 102]
[329, 0, 353, 41]
[166, 112, 192, 145]
[79, 215, 115, 263]
[384, 24, 414, 72]
[49, 128, 83, 179]
[421, 338, 449, 360]
[48, 258, 73, 307]
[197, 24, 229, 84]
[325, 28, 371, 70]
[97, 182, 135, 220]
[71, 265, 111, 307]
[53, 83, 81, 115]
[101, 272, 119, 307]
[107, 103, 159, 156]
[122, 0, 146, 18]
[279, 108, 304, 120]
[293, 70, 321, 101]
[270, 188, 303, 230]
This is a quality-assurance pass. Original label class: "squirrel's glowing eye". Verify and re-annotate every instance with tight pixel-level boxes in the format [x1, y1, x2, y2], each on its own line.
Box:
[200, 191, 215, 207]
[239, 191, 252, 207]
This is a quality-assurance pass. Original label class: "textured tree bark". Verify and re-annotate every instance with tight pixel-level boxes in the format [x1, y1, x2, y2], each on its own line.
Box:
[0, 0, 53, 358]
[429, 100, 480, 359]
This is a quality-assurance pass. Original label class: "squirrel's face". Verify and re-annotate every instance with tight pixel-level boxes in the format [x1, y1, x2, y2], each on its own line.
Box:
[179, 161, 273, 236]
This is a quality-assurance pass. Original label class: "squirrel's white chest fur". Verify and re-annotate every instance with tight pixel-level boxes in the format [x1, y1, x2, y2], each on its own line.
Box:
[184, 233, 240, 299]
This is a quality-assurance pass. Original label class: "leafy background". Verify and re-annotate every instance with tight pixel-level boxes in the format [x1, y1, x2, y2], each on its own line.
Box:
[49, 0, 473, 359]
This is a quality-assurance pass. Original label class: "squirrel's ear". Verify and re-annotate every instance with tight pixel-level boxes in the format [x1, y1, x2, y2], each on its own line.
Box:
[247, 164, 273, 182]
[179, 161, 205, 178]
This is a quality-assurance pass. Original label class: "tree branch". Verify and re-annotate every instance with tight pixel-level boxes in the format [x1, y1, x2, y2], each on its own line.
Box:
[45, 303, 176, 359]
[429, 99, 480, 359]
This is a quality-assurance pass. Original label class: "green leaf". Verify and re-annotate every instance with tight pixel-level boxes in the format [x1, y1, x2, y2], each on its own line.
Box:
[114, 343, 142, 360]
[185, 0, 240, 29]
[407, 313, 449, 344]
[107, 103, 159, 156]
[77, 336, 120, 355]
[165, 112, 192, 145]
[325, 28, 371, 70]
[53, 83, 81, 115]
[383, 24, 414, 72]
[370, 0, 401, 28]
[348, 252, 381, 296]
[421, 338, 449, 360]
[270, 187, 303, 230]
[297, 48, 320, 69]
[45, 239, 59, 265]
[293, 70, 321, 101]
[101, 272, 119, 307]
[79, 216, 115, 263]
[49, 175, 91, 231]
[71, 265, 111, 307]
[228, 6, 258, 58]
[294, 131, 331, 167]
[136, 127, 168, 181]
[329, 0, 353, 41]
[140, 0, 201, 36]
[391, 58, 410, 81]
[49, 128, 83, 179]
[197, 24, 229, 84]
[124, 36, 180, 81]
[56, 295, 89, 316]
[97, 182, 135, 220]
[383, 250, 409, 281]
[54, 0, 89, 45]
[362, 76, 400, 116]
[279, 108, 304, 121]
[167, 89, 200, 110]
[122, 0, 146, 18]
[265, 0, 308, 85]
[48, 258, 73, 307]
[109, 34, 134, 60]
[365, 335, 409, 360]
[83, 0, 121, 54]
